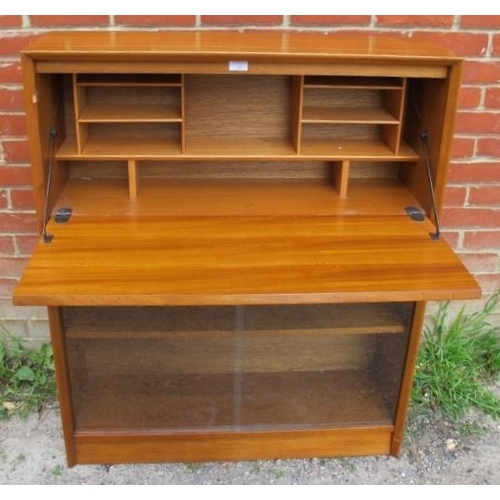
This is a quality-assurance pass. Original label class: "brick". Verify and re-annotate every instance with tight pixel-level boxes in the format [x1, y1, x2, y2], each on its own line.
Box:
[0, 113, 27, 136]
[461, 16, 500, 28]
[0, 213, 37, 233]
[0, 33, 37, 56]
[468, 185, 500, 206]
[2, 140, 30, 162]
[0, 319, 28, 339]
[0, 256, 28, 277]
[0, 15, 22, 28]
[27, 319, 50, 342]
[463, 230, 500, 249]
[410, 31, 488, 57]
[485, 88, 500, 109]
[15, 234, 38, 255]
[290, 16, 371, 26]
[9, 188, 35, 210]
[441, 230, 461, 249]
[459, 252, 498, 273]
[0, 298, 47, 320]
[29, 15, 110, 27]
[0, 166, 32, 186]
[375, 16, 454, 28]
[0, 188, 8, 209]
[0, 235, 15, 255]
[0, 88, 24, 111]
[201, 16, 283, 26]
[0, 62, 22, 84]
[0, 278, 17, 298]
[462, 60, 500, 84]
[455, 111, 500, 134]
[477, 138, 500, 158]
[448, 162, 500, 183]
[475, 273, 500, 293]
[493, 34, 500, 56]
[450, 138, 475, 160]
[115, 15, 196, 27]
[442, 186, 468, 206]
[441, 207, 500, 228]
[458, 87, 482, 109]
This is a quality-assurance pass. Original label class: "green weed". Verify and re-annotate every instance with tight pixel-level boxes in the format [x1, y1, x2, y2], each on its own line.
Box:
[412, 291, 500, 422]
[0, 328, 56, 420]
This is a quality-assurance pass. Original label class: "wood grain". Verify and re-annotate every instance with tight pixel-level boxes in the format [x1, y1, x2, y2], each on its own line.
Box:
[22, 31, 460, 63]
[18, 31, 473, 465]
[14, 213, 480, 306]
[73, 426, 393, 463]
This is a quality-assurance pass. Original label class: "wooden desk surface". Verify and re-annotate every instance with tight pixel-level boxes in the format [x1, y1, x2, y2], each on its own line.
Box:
[14, 213, 480, 306]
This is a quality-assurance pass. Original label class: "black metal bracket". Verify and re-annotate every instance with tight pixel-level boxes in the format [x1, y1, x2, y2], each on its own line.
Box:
[419, 129, 441, 241]
[405, 206, 425, 222]
[41, 127, 57, 244]
[54, 207, 73, 223]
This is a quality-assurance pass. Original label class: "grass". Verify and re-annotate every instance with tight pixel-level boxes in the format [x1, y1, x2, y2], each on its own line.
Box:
[0, 326, 56, 420]
[411, 290, 500, 424]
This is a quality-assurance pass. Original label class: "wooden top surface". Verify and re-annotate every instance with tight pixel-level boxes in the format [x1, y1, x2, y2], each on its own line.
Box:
[22, 31, 459, 63]
[14, 213, 479, 306]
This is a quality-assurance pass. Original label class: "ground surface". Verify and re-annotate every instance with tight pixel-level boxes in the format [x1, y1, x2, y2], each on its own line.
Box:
[1, 403, 499, 485]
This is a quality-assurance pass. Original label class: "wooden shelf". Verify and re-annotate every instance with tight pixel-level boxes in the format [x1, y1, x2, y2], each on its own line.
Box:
[59, 136, 182, 158]
[299, 139, 418, 160]
[57, 136, 418, 160]
[52, 177, 424, 218]
[303, 76, 404, 89]
[302, 106, 399, 124]
[63, 304, 408, 339]
[70, 369, 394, 432]
[185, 137, 296, 158]
[78, 104, 182, 123]
[76, 73, 182, 87]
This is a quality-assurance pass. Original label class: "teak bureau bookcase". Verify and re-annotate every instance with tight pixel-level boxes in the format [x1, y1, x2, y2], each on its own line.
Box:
[14, 31, 480, 466]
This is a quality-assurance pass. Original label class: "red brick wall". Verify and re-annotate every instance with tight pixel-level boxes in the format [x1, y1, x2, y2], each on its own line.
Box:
[1, 15, 499, 342]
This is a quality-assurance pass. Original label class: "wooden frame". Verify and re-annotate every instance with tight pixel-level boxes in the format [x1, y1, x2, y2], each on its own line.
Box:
[14, 31, 479, 466]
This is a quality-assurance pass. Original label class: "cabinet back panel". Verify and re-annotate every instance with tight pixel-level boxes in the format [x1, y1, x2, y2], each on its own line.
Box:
[140, 161, 330, 180]
[85, 86, 180, 108]
[349, 161, 400, 179]
[302, 123, 381, 141]
[303, 88, 383, 109]
[185, 75, 291, 140]
[87, 123, 180, 141]
[68, 161, 127, 179]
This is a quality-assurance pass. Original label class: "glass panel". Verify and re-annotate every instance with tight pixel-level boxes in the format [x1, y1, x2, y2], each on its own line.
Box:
[63, 303, 412, 433]
[64, 306, 235, 432]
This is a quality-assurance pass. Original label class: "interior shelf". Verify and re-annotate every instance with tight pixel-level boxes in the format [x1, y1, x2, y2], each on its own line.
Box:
[56, 136, 419, 160]
[302, 107, 400, 124]
[53, 177, 424, 218]
[78, 104, 182, 123]
[62, 304, 408, 339]
[69, 369, 395, 432]
[303, 76, 405, 89]
[59, 137, 182, 158]
[75, 73, 182, 87]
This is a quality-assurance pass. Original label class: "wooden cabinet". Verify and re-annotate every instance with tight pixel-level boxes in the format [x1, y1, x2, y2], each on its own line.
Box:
[14, 31, 480, 466]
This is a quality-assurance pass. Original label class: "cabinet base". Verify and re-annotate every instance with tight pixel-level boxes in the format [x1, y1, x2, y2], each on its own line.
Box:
[70, 426, 394, 466]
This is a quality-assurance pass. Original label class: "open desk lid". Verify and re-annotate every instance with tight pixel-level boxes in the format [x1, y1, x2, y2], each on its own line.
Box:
[14, 213, 480, 306]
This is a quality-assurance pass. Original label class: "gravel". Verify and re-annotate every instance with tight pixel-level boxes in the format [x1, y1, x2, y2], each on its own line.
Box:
[1, 403, 499, 485]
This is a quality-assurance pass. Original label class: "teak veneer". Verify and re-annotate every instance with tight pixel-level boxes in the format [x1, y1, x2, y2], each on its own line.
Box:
[14, 31, 480, 466]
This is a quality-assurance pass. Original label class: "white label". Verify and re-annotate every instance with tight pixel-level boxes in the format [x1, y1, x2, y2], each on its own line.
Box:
[229, 61, 249, 72]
